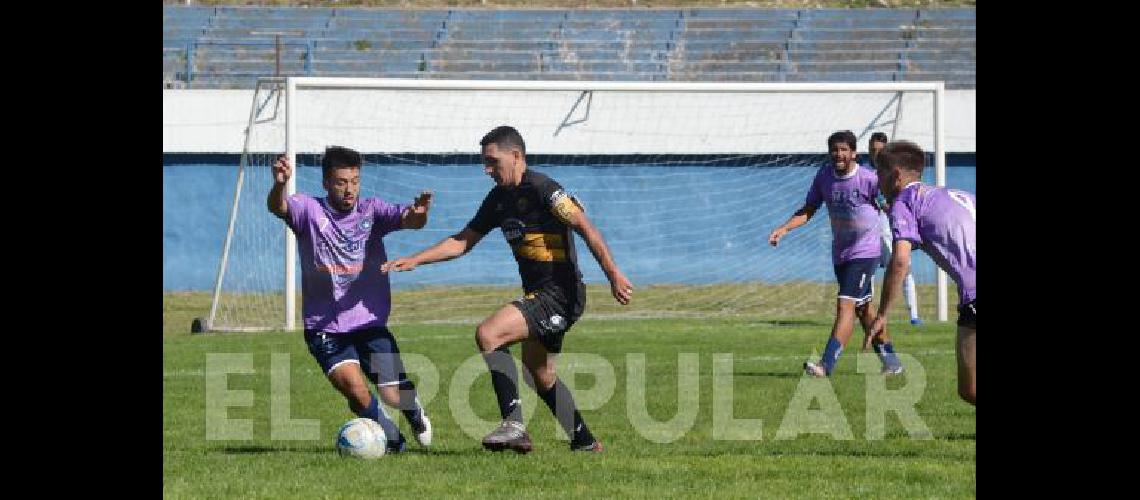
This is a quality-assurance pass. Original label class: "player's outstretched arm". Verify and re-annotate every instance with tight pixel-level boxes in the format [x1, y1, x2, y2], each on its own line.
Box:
[870, 239, 913, 336]
[381, 227, 485, 273]
[401, 190, 434, 229]
[768, 204, 816, 246]
[267, 155, 291, 218]
[566, 210, 633, 305]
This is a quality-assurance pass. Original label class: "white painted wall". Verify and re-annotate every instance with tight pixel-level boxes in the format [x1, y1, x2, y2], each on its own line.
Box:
[163, 87, 975, 154]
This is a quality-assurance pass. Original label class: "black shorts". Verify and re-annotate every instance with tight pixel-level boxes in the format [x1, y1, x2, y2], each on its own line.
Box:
[303, 326, 408, 387]
[511, 283, 586, 353]
[834, 257, 879, 306]
[957, 299, 976, 329]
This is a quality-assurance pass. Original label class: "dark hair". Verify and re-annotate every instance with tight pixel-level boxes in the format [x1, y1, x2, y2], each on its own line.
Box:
[321, 146, 362, 178]
[869, 132, 889, 143]
[827, 130, 857, 151]
[480, 125, 526, 155]
[878, 140, 926, 175]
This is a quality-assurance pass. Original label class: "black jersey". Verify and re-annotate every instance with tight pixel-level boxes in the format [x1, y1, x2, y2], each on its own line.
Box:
[467, 169, 584, 293]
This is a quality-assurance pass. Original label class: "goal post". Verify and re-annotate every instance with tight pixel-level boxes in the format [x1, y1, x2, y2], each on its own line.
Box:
[203, 77, 948, 333]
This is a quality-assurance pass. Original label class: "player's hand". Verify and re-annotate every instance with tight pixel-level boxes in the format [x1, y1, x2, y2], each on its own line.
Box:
[609, 271, 634, 306]
[411, 190, 433, 215]
[273, 155, 292, 184]
[868, 317, 887, 338]
[381, 257, 418, 274]
[863, 317, 888, 351]
[767, 227, 787, 246]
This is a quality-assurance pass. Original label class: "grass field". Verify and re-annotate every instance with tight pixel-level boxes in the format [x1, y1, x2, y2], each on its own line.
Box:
[166, 281, 954, 336]
[163, 289, 974, 498]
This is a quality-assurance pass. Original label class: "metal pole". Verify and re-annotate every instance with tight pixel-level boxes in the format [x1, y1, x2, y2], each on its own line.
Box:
[208, 80, 268, 331]
[934, 83, 948, 322]
[275, 34, 281, 76]
[285, 78, 297, 331]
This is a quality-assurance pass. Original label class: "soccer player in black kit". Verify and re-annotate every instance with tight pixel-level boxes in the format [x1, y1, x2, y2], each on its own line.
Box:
[382, 125, 634, 453]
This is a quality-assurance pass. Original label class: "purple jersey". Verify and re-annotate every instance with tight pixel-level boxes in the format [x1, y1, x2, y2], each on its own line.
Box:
[804, 164, 883, 264]
[889, 182, 976, 305]
[283, 193, 406, 334]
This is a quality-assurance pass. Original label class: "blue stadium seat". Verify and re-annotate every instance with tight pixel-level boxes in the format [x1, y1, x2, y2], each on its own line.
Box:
[917, 9, 976, 20]
[806, 9, 916, 21]
[686, 9, 799, 20]
[162, 6, 973, 89]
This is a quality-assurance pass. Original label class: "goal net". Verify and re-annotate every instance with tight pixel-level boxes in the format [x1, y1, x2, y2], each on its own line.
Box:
[204, 77, 948, 332]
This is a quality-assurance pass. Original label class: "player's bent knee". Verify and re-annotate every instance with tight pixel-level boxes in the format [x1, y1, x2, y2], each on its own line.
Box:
[476, 323, 514, 352]
[333, 378, 371, 406]
[836, 299, 857, 312]
[474, 324, 496, 352]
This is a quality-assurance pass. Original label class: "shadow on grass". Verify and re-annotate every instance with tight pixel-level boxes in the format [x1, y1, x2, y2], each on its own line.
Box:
[215, 445, 328, 455]
[684, 447, 934, 460]
[213, 445, 478, 456]
[732, 371, 801, 378]
[747, 319, 830, 327]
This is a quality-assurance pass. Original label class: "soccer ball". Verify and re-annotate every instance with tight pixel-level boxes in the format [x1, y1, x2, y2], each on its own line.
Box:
[335, 418, 388, 459]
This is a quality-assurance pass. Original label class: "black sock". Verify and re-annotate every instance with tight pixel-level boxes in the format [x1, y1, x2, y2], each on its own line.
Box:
[537, 378, 595, 446]
[482, 346, 523, 423]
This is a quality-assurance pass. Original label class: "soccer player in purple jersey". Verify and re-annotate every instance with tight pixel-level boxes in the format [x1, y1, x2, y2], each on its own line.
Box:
[382, 126, 632, 454]
[868, 132, 923, 329]
[869, 140, 976, 405]
[768, 130, 904, 378]
[267, 146, 436, 453]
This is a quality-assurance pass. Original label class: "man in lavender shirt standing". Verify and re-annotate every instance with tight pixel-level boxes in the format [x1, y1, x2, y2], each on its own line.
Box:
[768, 130, 904, 378]
[870, 140, 976, 405]
[267, 146, 436, 452]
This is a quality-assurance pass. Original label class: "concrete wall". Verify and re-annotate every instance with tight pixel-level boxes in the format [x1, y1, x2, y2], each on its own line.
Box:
[163, 88, 976, 154]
